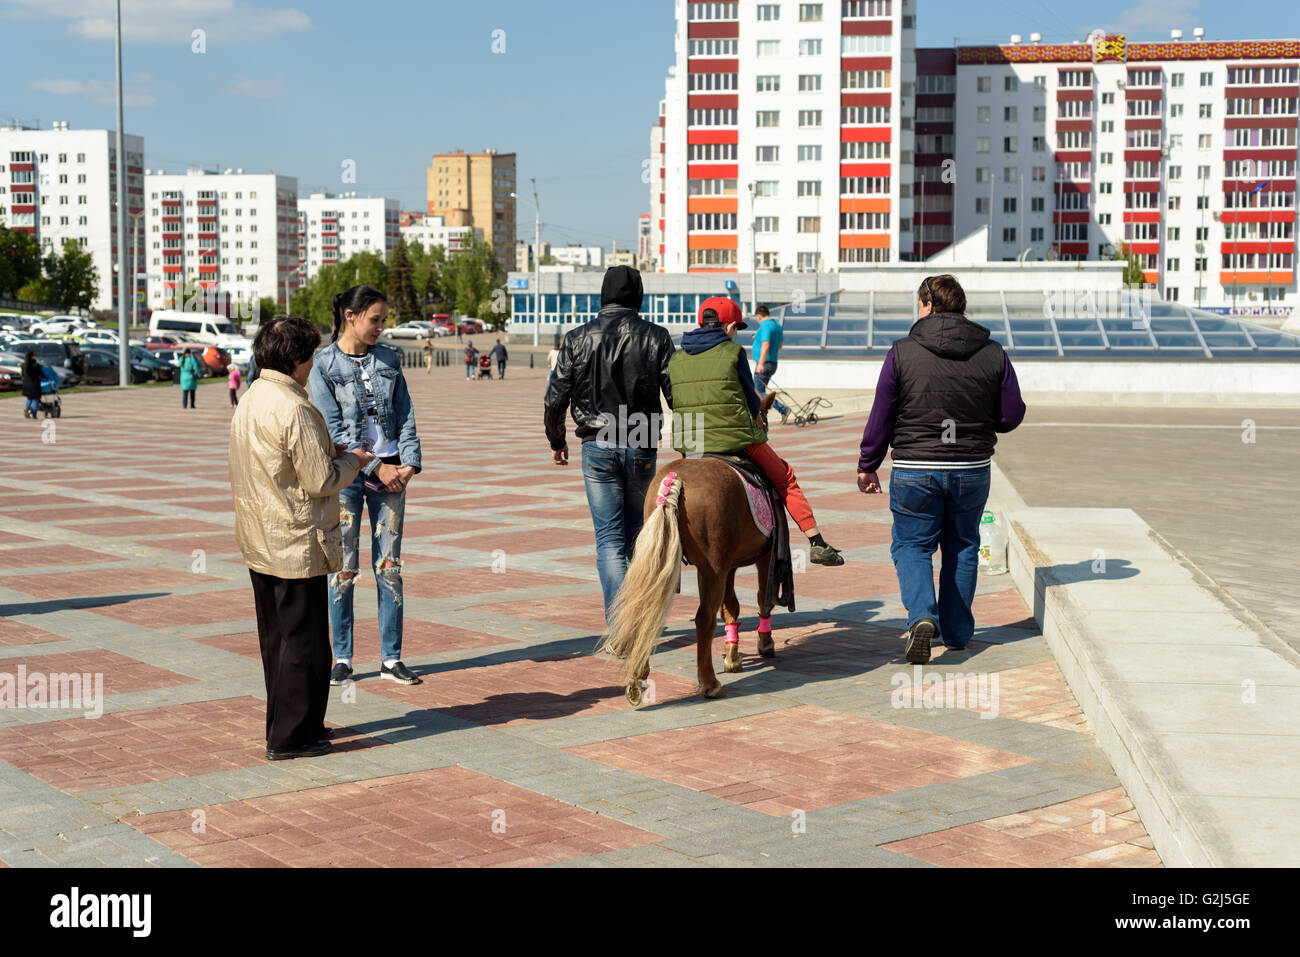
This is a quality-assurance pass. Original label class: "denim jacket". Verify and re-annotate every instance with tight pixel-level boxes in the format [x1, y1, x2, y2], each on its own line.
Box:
[308, 340, 422, 476]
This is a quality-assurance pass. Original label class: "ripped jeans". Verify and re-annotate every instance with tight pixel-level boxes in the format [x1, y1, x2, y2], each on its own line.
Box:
[328, 475, 406, 663]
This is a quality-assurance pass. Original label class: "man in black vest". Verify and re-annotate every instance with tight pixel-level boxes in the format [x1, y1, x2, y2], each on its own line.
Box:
[856, 275, 1026, 663]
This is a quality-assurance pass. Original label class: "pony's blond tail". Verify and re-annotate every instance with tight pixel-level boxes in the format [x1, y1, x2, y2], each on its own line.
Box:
[598, 471, 683, 683]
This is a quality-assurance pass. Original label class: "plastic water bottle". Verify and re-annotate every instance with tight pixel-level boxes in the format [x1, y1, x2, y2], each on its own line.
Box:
[978, 510, 1008, 575]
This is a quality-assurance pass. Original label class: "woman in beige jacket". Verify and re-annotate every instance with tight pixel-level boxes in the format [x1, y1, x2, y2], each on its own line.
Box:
[229, 315, 373, 761]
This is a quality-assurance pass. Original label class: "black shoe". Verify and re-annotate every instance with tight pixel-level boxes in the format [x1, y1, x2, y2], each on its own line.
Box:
[266, 739, 332, 761]
[329, 662, 353, 685]
[380, 661, 422, 685]
[905, 619, 936, 664]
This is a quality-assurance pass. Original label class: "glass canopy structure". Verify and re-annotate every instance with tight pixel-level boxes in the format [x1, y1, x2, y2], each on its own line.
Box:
[734, 291, 1300, 359]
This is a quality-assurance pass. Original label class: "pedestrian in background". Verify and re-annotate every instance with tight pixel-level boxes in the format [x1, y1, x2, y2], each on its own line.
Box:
[491, 338, 508, 379]
[751, 305, 790, 426]
[422, 335, 434, 375]
[857, 274, 1026, 664]
[178, 348, 201, 409]
[228, 362, 242, 408]
[464, 340, 477, 380]
[228, 315, 372, 760]
[20, 350, 43, 420]
[544, 265, 675, 622]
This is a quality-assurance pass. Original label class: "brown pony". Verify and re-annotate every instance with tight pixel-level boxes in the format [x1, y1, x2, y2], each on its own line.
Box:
[597, 395, 779, 705]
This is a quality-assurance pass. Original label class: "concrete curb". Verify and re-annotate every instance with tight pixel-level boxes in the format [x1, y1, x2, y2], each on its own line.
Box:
[1003, 505, 1300, 867]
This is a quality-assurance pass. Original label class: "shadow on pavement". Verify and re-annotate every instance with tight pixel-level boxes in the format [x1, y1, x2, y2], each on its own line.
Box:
[0, 592, 170, 618]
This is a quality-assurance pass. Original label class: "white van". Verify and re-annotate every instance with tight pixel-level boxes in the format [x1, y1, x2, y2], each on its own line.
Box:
[148, 309, 249, 348]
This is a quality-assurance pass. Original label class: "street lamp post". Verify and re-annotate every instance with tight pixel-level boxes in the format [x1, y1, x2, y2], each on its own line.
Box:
[128, 209, 145, 333]
[284, 263, 305, 314]
[748, 182, 757, 317]
[510, 184, 543, 347]
[113, 0, 129, 386]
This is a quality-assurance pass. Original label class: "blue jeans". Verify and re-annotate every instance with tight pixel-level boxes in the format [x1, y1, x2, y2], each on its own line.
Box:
[888, 466, 990, 649]
[329, 475, 407, 662]
[181, 389, 196, 408]
[24, 397, 39, 416]
[581, 442, 659, 623]
[753, 362, 789, 417]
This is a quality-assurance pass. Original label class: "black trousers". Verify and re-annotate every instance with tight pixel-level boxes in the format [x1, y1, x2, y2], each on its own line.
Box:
[248, 569, 331, 751]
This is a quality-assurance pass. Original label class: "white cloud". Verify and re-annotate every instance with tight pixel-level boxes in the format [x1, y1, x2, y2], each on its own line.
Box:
[219, 74, 284, 99]
[29, 77, 157, 108]
[5, 0, 311, 44]
[1110, 0, 1201, 36]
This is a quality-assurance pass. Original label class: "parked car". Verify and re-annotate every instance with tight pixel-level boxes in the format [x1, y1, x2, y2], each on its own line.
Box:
[155, 347, 221, 377]
[458, 318, 485, 334]
[0, 314, 37, 333]
[7, 338, 85, 377]
[142, 335, 186, 351]
[82, 344, 174, 382]
[78, 328, 121, 346]
[78, 348, 154, 385]
[30, 315, 94, 336]
[383, 321, 436, 341]
[0, 350, 80, 388]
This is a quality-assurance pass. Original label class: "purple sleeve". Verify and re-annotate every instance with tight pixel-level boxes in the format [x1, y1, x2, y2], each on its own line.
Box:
[858, 349, 897, 472]
[996, 355, 1026, 433]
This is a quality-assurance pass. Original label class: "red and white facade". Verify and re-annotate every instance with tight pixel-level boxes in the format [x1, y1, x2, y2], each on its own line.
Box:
[0, 123, 145, 311]
[144, 169, 299, 310]
[658, 0, 917, 274]
[298, 192, 400, 280]
[953, 35, 1299, 313]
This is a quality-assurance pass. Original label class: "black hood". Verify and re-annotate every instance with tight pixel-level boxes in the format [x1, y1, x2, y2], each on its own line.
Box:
[600, 266, 644, 311]
[908, 312, 991, 360]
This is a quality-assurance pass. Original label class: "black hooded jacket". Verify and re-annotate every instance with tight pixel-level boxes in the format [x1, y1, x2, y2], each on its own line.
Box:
[890, 311, 1007, 464]
[544, 266, 675, 450]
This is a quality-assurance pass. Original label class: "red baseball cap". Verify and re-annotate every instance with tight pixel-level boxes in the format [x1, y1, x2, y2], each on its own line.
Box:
[698, 296, 747, 329]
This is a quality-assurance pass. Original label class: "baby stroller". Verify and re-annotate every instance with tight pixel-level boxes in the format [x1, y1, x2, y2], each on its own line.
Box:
[38, 366, 61, 418]
[770, 387, 831, 427]
[477, 353, 493, 379]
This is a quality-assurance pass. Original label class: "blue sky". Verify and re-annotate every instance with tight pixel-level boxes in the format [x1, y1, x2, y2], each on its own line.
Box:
[3, 0, 1299, 251]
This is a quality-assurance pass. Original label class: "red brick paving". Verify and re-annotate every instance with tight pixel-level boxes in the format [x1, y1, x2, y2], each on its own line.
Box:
[0, 648, 198, 699]
[0, 531, 40, 545]
[392, 567, 589, 598]
[0, 696, 378, 793]
[0, 494, 90, 508]
[0, 544, 123, 570]
[971, 588, 1040, 630]
[896, 660, 1090, 732]
[195, 620, 513, 661]
[0, 567, 227, 600]
[569, 704, 1034, 817]
[365, 652, 699, 726]
[70, 519, 233, 538]
[143, 534, 242, 555]
[127, 766, 661, 867]
[0, 618, 68, 647]
[882, 789, 1161, 867]
[478, 591, 700, 634]
[36, 505, 154, 521]
[86, 589, 255, 628]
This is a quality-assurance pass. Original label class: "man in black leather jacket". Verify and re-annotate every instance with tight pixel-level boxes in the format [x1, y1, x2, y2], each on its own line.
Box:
[544, 265, 675, 623]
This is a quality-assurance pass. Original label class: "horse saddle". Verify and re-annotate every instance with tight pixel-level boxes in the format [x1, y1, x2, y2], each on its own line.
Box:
[703, 452, 775, 537]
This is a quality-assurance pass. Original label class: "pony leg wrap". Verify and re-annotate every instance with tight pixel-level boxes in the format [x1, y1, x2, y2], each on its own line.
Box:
[724, 622, 741, 645]
[757, 615, 772, 635]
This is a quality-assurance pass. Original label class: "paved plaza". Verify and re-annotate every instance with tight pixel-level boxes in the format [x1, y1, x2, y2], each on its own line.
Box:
[0, 362, 1161, 867]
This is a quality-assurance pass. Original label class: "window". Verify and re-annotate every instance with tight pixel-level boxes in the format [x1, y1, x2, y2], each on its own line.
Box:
[1200, 71, 1212, 86]
[1003, 167, 1017, 183]
[1167, 227, 1181, 241]
[756, 146, 780, 163]
[1166, 258, 1180, 271]
[1033, 75, 1046, 90]
[756, 39, 779, 56]
[799, 38, 822, 55]
[1195, 227, 1209, 241]
[1033, 105, 1046, 122]
[798, 110, 822, 127]
[1032, 135, 1045, 152]
[1101, 92, 1114, 105]
[1168, 134, 1182, 149]
[691, 38, 739, 55]
[1197, 165, 1210, 180]
[1031, 197, 1044, 212]
[1166, 287, 1180, 302]
[1031, 166, 1046, 181]
[1198, 133, 1212, 149]
[976, 137, 990, 153]
[797, 144, 822, 161]
[753, 216, 779, 232]
[1003, 136, 1018, 153]
[756, 110, 780, 127]
[1003, 197, 1017, 213]
[1098, 213, 1111, 225]
[1031, 227, 1044, 241]
[1003, 227, 1017, 243]
[799, 3, 823, 19]
[842, 34, 891, 54]
[797, 180, 821, 196]
[1100, 152, 1113, 165]
[756, 3, 780, 18]
[1101, 120, 1114, 132]
[977, 76, 991, 93]
[975, 167, 990, 183]
[1098, 182, 1112, 194]
[1194, 257, 1207, 272]
[1170, 72, 1184, 87]
[977, 106, 990, 123]
[688, 4, 739, 22]
[756, 75, 780, 92]
[798, 74, 822, 92]
[691, 72, 738, 90]
[797, 216, 821, 233]
[975, 197, 989, 214]
[1004, 106, 1018, 122]
[1004, 76, 1018, 92]
[1169, 165, 1182, 180]
[1168, 195, 1180, 210]
[1197, 195, 1209, 210]
[1199, 103, 1212, 118]
[751, 180, 777, 197]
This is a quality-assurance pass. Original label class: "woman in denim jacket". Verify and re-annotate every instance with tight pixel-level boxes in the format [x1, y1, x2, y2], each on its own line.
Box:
[308, 285, 424, 686]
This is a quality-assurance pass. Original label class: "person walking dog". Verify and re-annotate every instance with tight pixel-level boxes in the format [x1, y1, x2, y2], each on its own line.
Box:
[857, 275, 1026, 664]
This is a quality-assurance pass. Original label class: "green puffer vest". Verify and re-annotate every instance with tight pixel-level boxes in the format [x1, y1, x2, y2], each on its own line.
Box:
[668, 339, 768, 454]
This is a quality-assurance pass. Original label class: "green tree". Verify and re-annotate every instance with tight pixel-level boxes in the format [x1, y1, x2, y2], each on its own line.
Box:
[387, 235, 419, 323]
[0, 225, 42, 298]
[1112, 241, 1146, 287]
[44, 239, 100, 312]
[441, 233, 506, 327]
[256, 296, 278, 325]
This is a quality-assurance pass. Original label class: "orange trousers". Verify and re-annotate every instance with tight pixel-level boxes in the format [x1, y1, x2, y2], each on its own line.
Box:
[745, 441, 817, 533]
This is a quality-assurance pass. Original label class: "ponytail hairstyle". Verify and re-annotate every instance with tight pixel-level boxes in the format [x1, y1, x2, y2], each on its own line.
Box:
[331, 284, 388, 343]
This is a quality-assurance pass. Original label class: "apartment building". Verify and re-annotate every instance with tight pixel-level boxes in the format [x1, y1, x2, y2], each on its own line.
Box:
[425, 149, 517, 263]
[298, 192, 400, 280]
